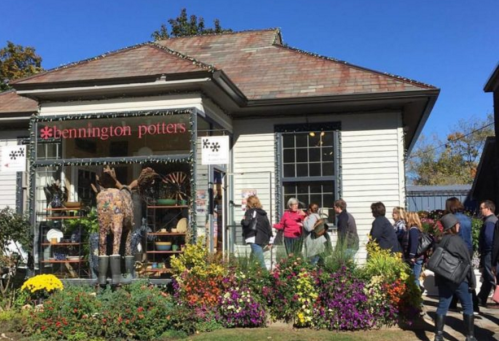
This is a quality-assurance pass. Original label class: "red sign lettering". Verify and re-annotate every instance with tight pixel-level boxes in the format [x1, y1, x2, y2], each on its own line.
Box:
[39, 122, 188, 141]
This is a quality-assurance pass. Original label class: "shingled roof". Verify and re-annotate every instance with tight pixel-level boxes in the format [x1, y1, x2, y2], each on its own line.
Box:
[11, 29, 436, 101]
[159, 29, 435, 99]
[0, 90, 37, 115]
[12, 44, 213, 85]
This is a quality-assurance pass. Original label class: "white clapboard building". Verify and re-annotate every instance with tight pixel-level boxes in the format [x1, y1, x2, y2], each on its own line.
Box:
[0, 29, 439, 266]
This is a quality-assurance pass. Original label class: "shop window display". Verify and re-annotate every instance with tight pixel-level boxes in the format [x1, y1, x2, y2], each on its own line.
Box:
[36, 163, 191, 281]
[32, 111, 195, 281]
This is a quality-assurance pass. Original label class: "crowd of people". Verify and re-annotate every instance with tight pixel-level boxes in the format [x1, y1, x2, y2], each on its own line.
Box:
[241, 194, 499, 341]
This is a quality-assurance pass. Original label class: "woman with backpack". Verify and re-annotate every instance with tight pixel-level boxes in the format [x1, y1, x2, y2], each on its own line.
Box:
[445, 197, 479, 315]
[403, 212, 425, 290]
[241, 195, 273, 269]
[431, 213, 477, 341]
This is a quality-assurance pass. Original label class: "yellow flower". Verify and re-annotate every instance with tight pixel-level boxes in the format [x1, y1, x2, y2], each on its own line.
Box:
[21, 274, 63, 296]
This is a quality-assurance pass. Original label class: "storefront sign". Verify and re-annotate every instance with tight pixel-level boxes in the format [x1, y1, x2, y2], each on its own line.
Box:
[0, 145, 27, 173]
[39, 122, 187, 141]
[201, 136, 229, 165]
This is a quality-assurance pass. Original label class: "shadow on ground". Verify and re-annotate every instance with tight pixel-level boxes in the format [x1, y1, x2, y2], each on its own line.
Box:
[398, 297, 499, 341]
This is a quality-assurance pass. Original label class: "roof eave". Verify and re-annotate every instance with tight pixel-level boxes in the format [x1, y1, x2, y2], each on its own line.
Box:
[212, 70, 247, 106]
[13, 73, 215, 101]
[484, 64, 499, 92]
[11, 70, 214, 92]
[406, 89, 440, 153]
[245, 89, 439, 107]
[0, 112, 33, 119]
[470, 136, 496, 199]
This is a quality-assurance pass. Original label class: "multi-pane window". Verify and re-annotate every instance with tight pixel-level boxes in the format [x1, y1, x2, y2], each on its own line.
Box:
[277, 124, 340, 223]
[282, 132, 335, 178]
[37, 139, 62, 160]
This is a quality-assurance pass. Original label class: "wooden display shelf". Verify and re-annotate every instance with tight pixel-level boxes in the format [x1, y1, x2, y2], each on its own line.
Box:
[146, 251, 183, 254]
[41, 259, 84, 263]
[41, 242, 81, 246]
[147, 232, 186, 236]
[46, 207, 82, 211]
[45, 216, 80, 220]
[143, 268, 172, 273]
[147, 205, 189, 209]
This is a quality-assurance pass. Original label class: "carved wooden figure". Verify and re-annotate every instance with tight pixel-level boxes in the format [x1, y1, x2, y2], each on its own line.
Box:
[91, 167, 155, 285]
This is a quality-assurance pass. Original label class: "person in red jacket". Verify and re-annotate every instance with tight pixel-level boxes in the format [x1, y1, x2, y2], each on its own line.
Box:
[274, 197, 305, 256]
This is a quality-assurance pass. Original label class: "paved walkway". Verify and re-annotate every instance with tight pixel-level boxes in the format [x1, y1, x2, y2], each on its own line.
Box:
[401, 296, 499, 341]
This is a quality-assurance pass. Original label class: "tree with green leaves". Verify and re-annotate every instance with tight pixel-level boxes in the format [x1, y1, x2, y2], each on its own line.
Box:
[0, 41, 43, 92]
[151, 8, 232, 40]
[0, 207, 32, 307]
[407, 114, 494, 185]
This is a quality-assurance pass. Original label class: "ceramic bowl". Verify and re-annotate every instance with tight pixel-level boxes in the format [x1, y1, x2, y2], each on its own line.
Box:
[155, 242, 172, 251]
[64, 202, 81, 209]
[157, 199, 177, 206]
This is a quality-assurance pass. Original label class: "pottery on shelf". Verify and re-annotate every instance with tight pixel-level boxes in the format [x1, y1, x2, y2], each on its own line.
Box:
[155, 241, 172, 251]
[156, 199, 177, 206]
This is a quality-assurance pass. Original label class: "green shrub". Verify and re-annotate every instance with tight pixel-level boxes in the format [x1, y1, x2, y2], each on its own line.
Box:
[0, 207, 32, 309]
[359, 241, 423, 322]
[26, 285, 101, 340]
[25, 281, 175, 341]
[0, 309, 31, 334]
[98, 281, 174, 340]
[361, 241, 410, 283]
[164, 304, 214, 336]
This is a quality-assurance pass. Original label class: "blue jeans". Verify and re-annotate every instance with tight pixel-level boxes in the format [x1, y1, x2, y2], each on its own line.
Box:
[250, 243, 265, 269]
[436, 280, 473, 315]
[478, 252, 495, 303]
[284, 237, 302, 256]
[412, 258, 423, 289]
[309, 255, 320, 265]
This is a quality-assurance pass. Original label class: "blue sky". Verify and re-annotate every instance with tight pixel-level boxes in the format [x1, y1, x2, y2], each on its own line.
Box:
[2, 0, 498, 143]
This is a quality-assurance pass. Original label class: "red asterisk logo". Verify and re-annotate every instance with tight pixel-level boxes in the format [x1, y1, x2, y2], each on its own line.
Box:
[40, 126, 52, 140]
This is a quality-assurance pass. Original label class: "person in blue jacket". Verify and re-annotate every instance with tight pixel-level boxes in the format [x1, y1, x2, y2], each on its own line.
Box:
[369, 202, 401, 254]
[477, 200, 498, 307]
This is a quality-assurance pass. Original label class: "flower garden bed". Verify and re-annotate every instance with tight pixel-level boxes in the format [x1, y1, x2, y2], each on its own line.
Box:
[3, 240, 422, 340]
